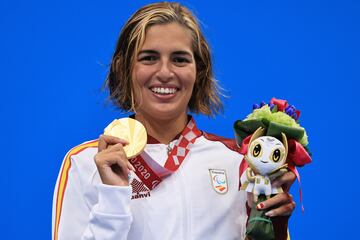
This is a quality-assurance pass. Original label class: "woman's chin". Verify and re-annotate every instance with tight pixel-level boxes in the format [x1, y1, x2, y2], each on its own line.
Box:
[138, 105, 187, 121]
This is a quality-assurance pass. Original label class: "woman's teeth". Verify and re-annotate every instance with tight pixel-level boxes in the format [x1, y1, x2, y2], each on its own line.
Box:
[151, 87, 177, 95]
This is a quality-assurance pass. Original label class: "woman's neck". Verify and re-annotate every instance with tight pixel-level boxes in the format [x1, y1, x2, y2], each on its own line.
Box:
[135, 112, 188, 144]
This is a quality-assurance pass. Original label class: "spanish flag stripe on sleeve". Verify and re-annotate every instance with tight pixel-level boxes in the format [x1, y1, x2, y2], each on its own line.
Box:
[54, 140, 98, 240]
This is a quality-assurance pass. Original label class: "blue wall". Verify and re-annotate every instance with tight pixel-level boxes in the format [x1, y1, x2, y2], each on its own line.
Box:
[2, 0, 358, 239]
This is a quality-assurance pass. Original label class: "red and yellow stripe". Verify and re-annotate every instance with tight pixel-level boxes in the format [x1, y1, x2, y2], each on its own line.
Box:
[53, 140, 98, 240]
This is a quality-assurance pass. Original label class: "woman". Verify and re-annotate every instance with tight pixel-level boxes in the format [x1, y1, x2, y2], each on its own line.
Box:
[52, 2, 295, 240]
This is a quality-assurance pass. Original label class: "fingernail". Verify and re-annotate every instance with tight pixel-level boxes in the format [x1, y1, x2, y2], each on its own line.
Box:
[257, 202, 265, 209]
[127, 173, 133, 182]
[265, 210, 274, 217]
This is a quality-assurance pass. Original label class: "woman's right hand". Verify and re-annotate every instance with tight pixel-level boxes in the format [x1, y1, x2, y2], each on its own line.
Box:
[94, 135, 135, 186]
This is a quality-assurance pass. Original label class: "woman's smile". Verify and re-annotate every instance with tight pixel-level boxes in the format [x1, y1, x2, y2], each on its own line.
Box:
[150, 86, 178, 95]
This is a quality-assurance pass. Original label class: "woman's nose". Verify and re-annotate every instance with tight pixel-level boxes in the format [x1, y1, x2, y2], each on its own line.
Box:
[156, 59, 174, 81]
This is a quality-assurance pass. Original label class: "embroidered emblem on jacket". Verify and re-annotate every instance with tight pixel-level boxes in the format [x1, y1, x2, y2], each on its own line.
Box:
[209, 169, 228, 194]
[131, 178, 151, 199]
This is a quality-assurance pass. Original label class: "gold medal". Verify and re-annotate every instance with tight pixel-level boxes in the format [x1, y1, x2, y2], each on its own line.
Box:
[104, 118, 147, 159]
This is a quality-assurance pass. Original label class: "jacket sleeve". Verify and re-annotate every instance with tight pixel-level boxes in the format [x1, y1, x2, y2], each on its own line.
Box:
[52, 151, 133, 240]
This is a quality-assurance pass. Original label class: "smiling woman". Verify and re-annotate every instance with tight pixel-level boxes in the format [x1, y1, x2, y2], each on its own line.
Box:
[106, 3, 222, 118]
[52, 2, 295, 240]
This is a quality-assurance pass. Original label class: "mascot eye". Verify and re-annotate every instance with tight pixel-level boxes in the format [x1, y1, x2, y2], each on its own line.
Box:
[272, 149, 281, 162]
[252, 144, 262, 157]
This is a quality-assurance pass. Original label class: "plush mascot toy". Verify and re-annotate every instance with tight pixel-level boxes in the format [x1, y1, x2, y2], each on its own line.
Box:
[234, 98, 312, 240]
[242, 127, 288, 203]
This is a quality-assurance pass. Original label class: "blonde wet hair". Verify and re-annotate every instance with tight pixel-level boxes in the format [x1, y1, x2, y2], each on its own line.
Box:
[106, 2, 223, 116]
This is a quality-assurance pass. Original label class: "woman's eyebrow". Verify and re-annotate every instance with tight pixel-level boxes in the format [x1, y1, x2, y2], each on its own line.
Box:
[173, 50, 192, 56]
[138, 50, 193, 56]
[138, 50, 159, 55]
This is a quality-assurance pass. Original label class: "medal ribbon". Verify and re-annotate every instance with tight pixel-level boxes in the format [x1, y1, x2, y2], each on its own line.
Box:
[130, 118, 202, 191]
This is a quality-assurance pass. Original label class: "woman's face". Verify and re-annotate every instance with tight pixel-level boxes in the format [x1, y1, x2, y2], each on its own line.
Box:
[132, 23, 196, 121]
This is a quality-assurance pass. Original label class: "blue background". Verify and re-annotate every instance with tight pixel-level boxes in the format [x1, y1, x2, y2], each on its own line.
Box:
[1, 0, 358, 239]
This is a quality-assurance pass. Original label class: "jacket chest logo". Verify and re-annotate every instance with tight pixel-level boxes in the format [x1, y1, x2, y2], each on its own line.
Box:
[209, 169, 228, 194]
[131, 178, 151, 200]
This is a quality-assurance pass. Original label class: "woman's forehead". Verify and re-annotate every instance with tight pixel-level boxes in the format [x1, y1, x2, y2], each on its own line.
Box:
[140, 23, 194, 53]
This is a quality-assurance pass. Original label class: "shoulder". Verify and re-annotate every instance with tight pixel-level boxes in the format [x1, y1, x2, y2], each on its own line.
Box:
[61, 139, 99, 175]
[63, 139, 99, 164]
[202, 132, 241, 153]
[65, 139, 99, 158]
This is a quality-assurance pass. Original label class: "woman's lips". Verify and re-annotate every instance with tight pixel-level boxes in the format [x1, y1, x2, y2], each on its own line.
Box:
[148, 86, 179, 100]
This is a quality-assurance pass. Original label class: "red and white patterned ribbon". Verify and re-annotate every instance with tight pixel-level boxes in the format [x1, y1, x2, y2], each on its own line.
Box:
[130, 117, 202, 191]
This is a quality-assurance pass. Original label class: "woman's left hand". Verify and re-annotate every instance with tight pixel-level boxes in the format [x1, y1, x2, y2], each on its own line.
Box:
[248, 171, 297, 217]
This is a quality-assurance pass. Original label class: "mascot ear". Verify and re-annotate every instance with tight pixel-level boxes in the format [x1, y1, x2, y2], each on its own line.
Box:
[281, 132, 288, 159]
[249, 127, 265, 144]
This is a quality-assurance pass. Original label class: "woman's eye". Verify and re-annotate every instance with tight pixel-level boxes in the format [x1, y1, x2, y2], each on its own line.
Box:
[173, 57, 190, 65]
[139, 55, 157, 63]
[272, 149, 281, 162]
[252, 144, 262, 157]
